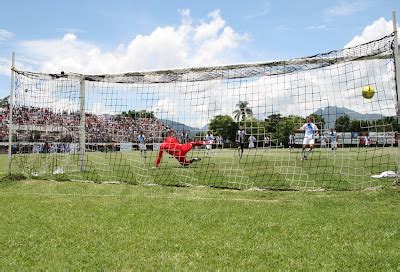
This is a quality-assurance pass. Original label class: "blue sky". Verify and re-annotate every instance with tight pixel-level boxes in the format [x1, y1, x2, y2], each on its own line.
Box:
[0, 0, 399, 98]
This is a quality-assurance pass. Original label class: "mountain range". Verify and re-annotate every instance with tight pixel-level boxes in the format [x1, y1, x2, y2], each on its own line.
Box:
[162, 106, 387, 131]
[313, 106, 384, 128]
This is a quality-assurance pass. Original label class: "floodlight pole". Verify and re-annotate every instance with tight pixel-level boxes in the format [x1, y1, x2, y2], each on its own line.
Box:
[79, 77, 86, 171]
[8, 52, 15, 175]
[393, 11, 400, 176]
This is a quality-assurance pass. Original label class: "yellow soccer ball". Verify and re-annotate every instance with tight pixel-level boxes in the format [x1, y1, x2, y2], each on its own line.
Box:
[362, 85, 375, 99]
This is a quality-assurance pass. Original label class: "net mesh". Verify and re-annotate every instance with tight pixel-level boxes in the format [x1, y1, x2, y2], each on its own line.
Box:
[5, 33, 398, 190]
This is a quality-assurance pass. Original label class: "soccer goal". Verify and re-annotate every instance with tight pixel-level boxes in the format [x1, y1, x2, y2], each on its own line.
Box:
[5, 26, 400, 190]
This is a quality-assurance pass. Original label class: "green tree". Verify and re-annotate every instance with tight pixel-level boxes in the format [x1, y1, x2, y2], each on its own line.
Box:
[264, 114, 282, 134]
[209, 115, 239, 142]
[0, 96, 9, 108]
[241, 117, 266, 142]
[350, 120, 369, 132]
[310, 114, 325, 129]
[375, 116, 400, 132]
[274, 115, 305, 146]
[232, 101, 253, 122]
[335, 115, 351, 132]
[121, 110, 155, 119]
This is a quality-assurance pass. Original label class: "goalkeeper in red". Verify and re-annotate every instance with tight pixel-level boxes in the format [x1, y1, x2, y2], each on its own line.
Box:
[154, 135, 204, 167]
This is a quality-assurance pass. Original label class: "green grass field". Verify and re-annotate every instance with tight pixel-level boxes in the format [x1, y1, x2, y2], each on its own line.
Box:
[1, 150, 399, 270]
[0, 180, 399, 270]
[6, 146, 399, 190]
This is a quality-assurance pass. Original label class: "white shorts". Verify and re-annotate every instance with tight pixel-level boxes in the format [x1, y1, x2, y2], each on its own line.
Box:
[303, 137, 315, 145]
[206, 144, 212, 150]
[139, 143, 147, 151]
[331, 141, 337, 148]
[249, 142, 255, 148]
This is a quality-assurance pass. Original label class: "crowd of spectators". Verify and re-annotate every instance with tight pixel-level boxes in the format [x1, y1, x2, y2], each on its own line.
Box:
[0, 106, 175, 143]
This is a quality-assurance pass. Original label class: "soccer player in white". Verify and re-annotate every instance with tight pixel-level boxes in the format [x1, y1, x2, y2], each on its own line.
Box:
[364, 135, 369, 147]
[218, 135, 224, 149]
[248, 135, 257, 149]
[295, 116, 318, 160]
[289, 133, 295, 152]
[236, 127, 245, 158]
[329, 128, 338, 156]
[320, 134, 327, 149]
[263, 135, 271, 151]
[204, 131, 215, 157]
[137, 132, 147, 158]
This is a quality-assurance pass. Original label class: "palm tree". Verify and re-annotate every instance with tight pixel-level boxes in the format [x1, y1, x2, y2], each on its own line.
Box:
[233, 101, 253, 122]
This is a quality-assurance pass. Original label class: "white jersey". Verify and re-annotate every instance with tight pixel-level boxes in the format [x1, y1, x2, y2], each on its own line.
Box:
[205, 134, 215, 150]
[248, 135, 256, 148]
[205, 134, 215, 143]
[137, 134, 147, 151]
[329, 131, 337, 142]
[301, 123, 318, 138]
[237, 130, 245, 143]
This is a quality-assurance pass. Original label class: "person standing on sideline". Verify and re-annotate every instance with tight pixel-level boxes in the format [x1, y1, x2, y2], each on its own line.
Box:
[329, 128, 338, 156]
[236, 127, 246, 158]
[137, 131, 147, 158]
[289, 133, 296, 152]
[248, 135, 257, 149]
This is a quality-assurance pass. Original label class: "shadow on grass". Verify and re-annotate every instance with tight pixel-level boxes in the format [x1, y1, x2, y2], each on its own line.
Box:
[0, 173, 27, 182]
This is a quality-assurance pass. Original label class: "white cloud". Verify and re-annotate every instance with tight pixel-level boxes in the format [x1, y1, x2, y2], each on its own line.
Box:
[0, 58, 10, 75]
[13, 9, 248, 75]
[62, 33, 77, 41]
[153, 98, 178, 117]
[325, 1, 366, 18]
[345, 17, 397, 48]
[306, 25, 327, 30]
[194, 10, 225, 41]
[0, 29, 14, 40]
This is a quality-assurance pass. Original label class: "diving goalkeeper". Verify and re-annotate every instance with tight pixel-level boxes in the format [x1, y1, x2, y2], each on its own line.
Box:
[154, 135, 205, 167]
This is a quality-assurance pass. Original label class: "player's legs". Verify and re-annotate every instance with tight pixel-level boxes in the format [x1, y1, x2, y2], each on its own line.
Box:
[205, 145, 211, 157]
[175, 143, 201, 166]
[301, 144, 307, 160]
[302, 137, 309, 160]
[175, 150, 201, 166]
[302, 138, 314, 160]
[239, 143, 244, 158]
[307, 139, 315, 158]
[331, 141, 337, 156]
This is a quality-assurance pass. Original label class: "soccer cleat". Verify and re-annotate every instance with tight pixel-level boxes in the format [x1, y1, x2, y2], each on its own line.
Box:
[192, 157, 201, 162]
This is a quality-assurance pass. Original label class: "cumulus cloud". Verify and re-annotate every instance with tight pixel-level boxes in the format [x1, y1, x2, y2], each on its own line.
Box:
[345, 17, 398, 48]
[194, 10, 226, 41]
[0, 29, 14, 41]
[14, 9, 248, 75]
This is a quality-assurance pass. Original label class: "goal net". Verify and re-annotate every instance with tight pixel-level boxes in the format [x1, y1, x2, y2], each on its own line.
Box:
[6, 33, 398, 190]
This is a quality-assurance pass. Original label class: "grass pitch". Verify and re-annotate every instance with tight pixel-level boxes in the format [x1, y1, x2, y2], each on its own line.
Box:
[7, 146, 398, 190]
[0, 180, 399, 270]
[0, 150, 399, 270]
